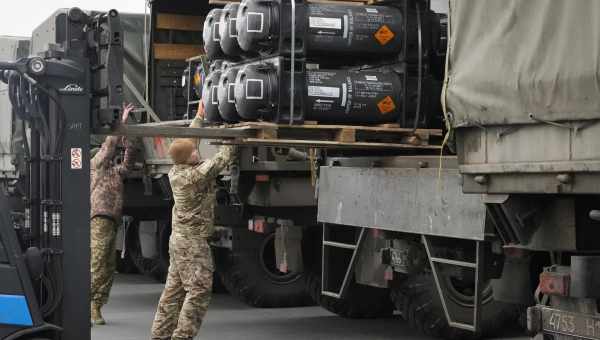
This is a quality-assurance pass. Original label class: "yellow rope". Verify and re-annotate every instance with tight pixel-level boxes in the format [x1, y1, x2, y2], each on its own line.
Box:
[309, 148, 317, 187]
[437, 0, 454, 192]
[437, 131, 450, 192]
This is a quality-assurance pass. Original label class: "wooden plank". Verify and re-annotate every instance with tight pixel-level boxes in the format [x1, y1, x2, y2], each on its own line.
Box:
[156, 14, 204, 31]
[94, 125, 255, 139]
[335, 128, 356, 143]
[232, 121, 443, 136]
[93, 119, 441, 150]
[257, 127, 278, 140]
[154, 44, 204, 60]
[221, 138, 443, 150]
[376, 123, 401, 128]
[139, 120, 193, 127]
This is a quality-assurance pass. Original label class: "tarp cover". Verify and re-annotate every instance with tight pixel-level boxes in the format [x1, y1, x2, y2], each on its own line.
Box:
[445, 0, 600, 127]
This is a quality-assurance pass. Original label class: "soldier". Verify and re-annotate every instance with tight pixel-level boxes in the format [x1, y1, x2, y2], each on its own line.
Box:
[150, 106, 237, 340]
[90, 103, 136, 325]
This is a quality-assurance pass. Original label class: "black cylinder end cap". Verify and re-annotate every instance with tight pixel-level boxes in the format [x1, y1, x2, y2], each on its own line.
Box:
[68, 7, 84, 22]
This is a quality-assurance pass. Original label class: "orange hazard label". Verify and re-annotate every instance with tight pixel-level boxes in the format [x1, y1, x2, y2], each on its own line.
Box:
[377, 96, 396, 114]
[374, 25, 395, 46]
[193, 71, 201, 86]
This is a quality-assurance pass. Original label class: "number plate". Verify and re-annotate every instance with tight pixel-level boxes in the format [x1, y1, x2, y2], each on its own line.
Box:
[542, 307, 600, 339]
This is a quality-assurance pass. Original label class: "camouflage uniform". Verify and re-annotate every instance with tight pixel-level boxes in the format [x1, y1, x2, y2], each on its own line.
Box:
[90, 136, 136, 308]
[151, 118, 236, 340]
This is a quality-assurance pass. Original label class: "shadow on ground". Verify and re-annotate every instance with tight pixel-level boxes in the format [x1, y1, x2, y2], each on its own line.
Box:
[92, 274, 527, 340]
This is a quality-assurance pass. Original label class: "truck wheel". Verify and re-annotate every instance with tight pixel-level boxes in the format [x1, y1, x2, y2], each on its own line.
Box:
[212, 271, 228, 294]
[211, 247, 229, 294]
[393, 273, 517, 339]
[127, 221, 169, 283]
[306, 271, 394, 318]
[115, 250, 138, 274]
[217, 229, 313, 307]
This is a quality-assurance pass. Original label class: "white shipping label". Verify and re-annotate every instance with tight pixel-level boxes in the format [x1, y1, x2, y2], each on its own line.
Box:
[365, 75, 378, 81]
[309, 17, 342, 30]
[365, 8, 379, 13]
[308, 86, 340, 98]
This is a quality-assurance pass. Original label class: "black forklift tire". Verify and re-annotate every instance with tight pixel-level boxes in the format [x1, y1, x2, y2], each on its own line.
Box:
[217, 229, 313, 308]
[393, 273, 517, 339]
[306, 271, 395, 319]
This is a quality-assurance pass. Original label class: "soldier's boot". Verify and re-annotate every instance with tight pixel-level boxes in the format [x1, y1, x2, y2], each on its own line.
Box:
[91, 303, 106, 326]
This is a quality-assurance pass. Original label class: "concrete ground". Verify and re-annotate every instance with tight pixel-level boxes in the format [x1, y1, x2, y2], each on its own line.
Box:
[92, 274, 528, 340]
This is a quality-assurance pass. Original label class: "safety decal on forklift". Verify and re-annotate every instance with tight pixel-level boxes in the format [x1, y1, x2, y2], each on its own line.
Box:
[71, 148, 83, 170]
[374, 25, 395, 45]
[377, 96, 396, 114]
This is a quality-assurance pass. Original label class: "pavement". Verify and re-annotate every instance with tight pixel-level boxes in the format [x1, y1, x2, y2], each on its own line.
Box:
[92, 274, 529, 340]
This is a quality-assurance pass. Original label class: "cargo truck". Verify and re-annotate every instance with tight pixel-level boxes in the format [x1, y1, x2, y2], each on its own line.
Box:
[291, 1, 600, 339]
[447, 1, 600, 339]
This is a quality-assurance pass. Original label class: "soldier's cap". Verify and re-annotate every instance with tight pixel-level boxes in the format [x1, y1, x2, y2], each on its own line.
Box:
[169, 139, 196, 164]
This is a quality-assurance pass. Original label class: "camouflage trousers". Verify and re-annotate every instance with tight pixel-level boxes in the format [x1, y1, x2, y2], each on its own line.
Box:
[151, 236, 214, 340]
[90, 216, 117, 307]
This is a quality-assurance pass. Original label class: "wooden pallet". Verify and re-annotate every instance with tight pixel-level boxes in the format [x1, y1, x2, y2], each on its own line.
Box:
[101, 120, 443, 150]
[223, 122, 443, 150]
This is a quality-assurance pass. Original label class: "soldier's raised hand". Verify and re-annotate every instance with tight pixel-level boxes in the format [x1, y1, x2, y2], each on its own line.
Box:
[122, 103, 135, 124]
[196, 100, 205, 119]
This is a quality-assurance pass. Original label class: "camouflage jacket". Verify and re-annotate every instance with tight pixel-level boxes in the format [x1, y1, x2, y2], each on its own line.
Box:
[90, 136, 136, 220]
[169, 118, 237, 240]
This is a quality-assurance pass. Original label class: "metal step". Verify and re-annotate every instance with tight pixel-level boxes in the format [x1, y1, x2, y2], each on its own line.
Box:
[321, 225, 366, 299]
[429, 256, 477, 268]
[322, 240, 358, 250]
[423, 235, 484, 334]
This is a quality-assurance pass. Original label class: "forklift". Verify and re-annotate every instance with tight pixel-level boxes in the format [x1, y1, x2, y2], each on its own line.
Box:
[0, 8, 123, 340]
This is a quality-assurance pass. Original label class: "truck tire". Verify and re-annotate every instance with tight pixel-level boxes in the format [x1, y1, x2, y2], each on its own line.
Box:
[115, 250, 138, 274]
[306, 271, 394, 318]
[127, 221, 169, 282]
[392, 273, 517, 339]
[211, 271, 228, 294]
[217, 229, 313, 307]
